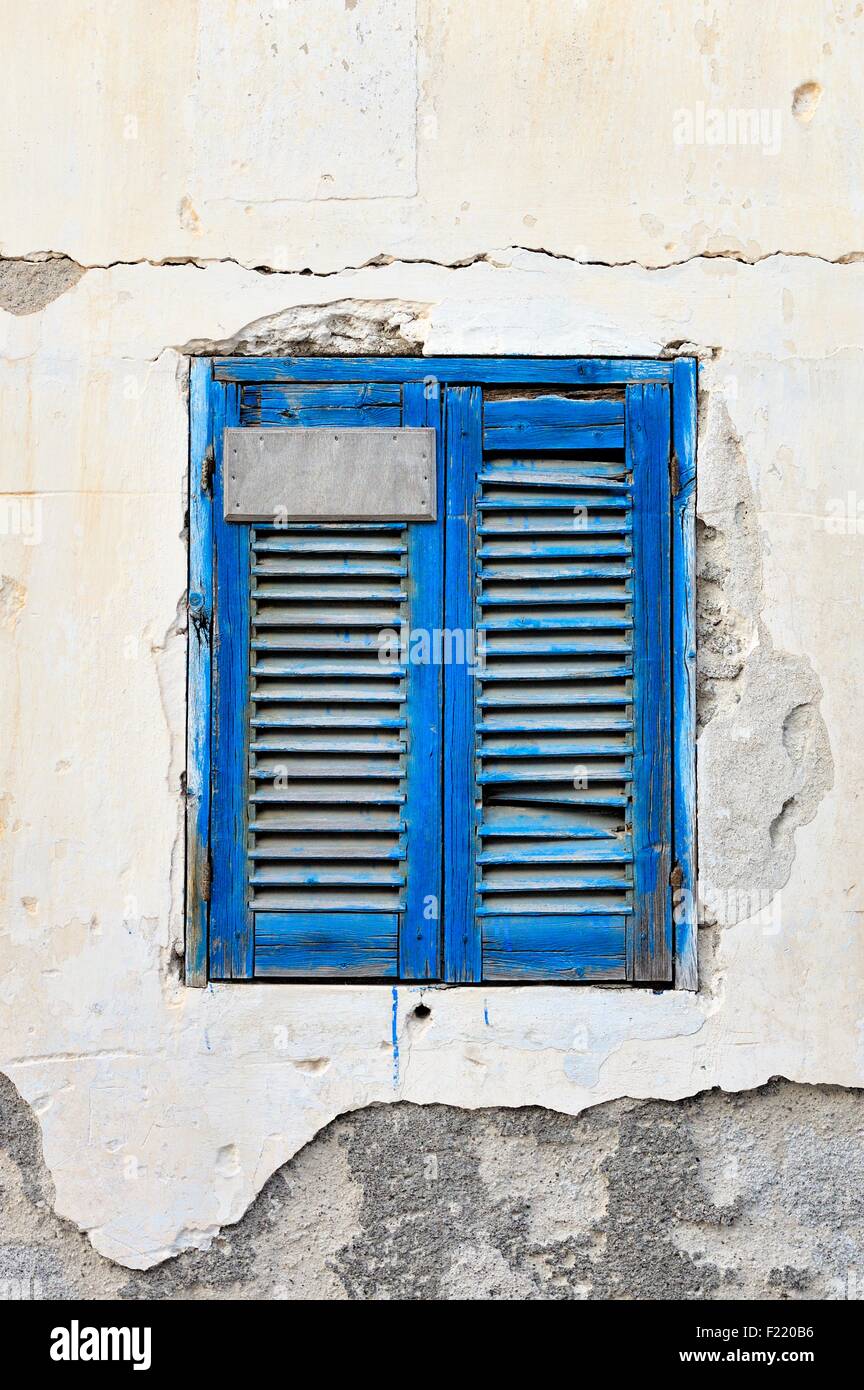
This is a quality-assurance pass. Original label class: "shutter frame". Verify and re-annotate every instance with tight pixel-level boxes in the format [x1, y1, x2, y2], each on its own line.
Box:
[208, 380, 444, 981]
[627, 382, 674, 981]
[463, 391, 638, 980]
[442, 386, 484, 982]
[400, 381, 444, 978]
[190, 358, 694, 988]
[185, 359, 215, 986]
[210, 379, 254, 979]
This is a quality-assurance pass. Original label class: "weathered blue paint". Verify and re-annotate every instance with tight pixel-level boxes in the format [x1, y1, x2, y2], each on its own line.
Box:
[391, 986, 400, 1086]
[478, 841, 632, 863]
[483, 396, 625, 453]
[480, 521, 632, 539]
[401, 381, 444, 979]
[255, 912, 399, 978]
[477, 539, 632, 558]
[480, 615, 632, 632]
[479, 464, 631, 489]
[209, 379, 255, 978]
[483, 395, 624, 428]
[484, 424, 625, 452]
[442, 386, 483, 982]
[480, 662, 633, 683]
[215, 357, 675, 385]
[479, 504, 631, 520]
[185, 358, 214, 987]
[628, 383, 673, 982]
[483, 915, 627, 981]
[479, 767, 633, 786]
[672, 358, 698, 990]
[243, 402, 402, 428]
[242, 382, 401, 413]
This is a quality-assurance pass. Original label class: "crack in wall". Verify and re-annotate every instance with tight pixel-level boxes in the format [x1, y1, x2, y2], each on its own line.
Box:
[148, 592, 189, 980]
[1, 246, 863, 315]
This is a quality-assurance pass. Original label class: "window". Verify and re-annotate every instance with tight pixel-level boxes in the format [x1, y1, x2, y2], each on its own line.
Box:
[186, 357, 696, 988]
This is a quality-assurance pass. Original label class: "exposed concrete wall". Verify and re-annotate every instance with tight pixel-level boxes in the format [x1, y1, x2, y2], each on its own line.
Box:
[3, 1074, 863, 1300]
[0, 1, 862, 1284]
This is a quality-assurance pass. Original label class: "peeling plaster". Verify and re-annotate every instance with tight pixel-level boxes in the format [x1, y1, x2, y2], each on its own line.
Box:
[1, 1067, 864, 1295]
[179, 297, 430, 357]
[695, 400, 833, 923]
[3, 1073, 864, 1299]
[0, 256, 84, 315]
[792, 81, 824, 124]
[0, 575, 27, 630]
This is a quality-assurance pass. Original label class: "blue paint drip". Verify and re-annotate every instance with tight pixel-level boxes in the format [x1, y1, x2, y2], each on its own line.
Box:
[483, 1002, 490, 1027]
[391, 986, 399, 1087]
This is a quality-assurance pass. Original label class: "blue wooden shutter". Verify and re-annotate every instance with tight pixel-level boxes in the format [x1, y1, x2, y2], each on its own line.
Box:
[209, 378, 443, 979]
[197, 361, 680, 986]
[443, 383, 673, 982]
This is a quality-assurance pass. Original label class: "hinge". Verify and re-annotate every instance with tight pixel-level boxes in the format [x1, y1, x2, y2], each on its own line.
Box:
[200, 856, 212, 902]
[201, 443, 214, 494]
[669, 862, 684, 892]
[669, 448, 681, 497]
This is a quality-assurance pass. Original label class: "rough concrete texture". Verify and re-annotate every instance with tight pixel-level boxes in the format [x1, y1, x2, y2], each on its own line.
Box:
[2, 1072, 862, 1300]
[0, 258, 84, 316]
[695, 398, 833, 920]
[1, 0, 863, 1276]
[181, 298, 430, 357]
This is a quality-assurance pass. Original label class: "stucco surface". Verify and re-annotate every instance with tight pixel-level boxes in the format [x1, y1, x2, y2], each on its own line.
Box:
[2, 1, 862, 269]
[0, 0, 862, 1273]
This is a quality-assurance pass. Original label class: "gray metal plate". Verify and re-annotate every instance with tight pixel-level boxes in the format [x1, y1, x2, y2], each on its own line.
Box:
[223, 427, 437, 522]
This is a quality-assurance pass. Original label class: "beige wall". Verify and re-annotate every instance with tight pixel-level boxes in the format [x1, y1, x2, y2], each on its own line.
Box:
[0, 1, 861, 1268]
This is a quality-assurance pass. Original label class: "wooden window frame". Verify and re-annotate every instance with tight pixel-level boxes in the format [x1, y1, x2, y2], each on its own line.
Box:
[185, 356, 697, 989]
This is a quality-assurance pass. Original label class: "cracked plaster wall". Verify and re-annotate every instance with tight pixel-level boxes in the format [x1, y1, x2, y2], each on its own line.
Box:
[3, 1, 863, 270]
[0, 0, 862, 1278]
[4, 1074, 864, 1300]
